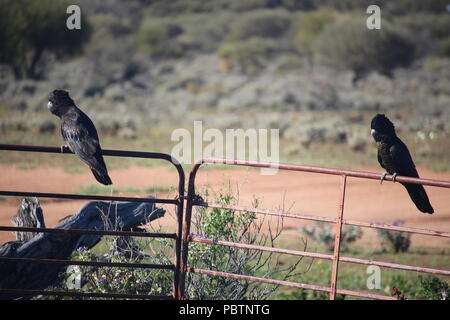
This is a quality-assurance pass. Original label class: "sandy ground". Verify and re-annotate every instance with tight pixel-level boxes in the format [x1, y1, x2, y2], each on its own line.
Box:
[1, 164, 449, 248]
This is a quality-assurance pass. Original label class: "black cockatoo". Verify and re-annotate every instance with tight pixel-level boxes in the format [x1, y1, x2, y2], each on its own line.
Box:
[371, 114, 433, 214]
[48, 90, 112, 185]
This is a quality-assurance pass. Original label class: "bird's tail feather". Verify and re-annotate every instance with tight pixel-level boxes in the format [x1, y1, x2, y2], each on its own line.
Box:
[402, 183, 434, 214]
[91, 167, 112, 185]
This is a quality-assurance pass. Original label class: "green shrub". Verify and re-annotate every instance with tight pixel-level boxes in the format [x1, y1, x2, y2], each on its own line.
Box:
[228, 0, 278, 12]
[218, 37, 278, 73]
[395, 13, 450, 57]
[226, 9, 292, 41]
[389, 274, 449, 300]
[57, 189, 303, 300]
[61, 243, 173, 298]
[0, 0, 91, 79]
[418, 276, 449, 300]
[186, 189, 302, 299]
[291, 8, 338, 54]
[135, 19, 185, 58]
[375, 220, 411, 253]
[313, 16, 416, 83]
[299, 221, 363, 252]
[386, 0, 449, 15]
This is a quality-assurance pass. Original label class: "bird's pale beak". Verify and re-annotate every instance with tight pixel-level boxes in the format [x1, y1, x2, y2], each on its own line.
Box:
[47, 101, 53, 109]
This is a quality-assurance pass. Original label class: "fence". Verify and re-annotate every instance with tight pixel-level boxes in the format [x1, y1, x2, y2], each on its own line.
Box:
[0, 144, 449, 300]
[178, 158, 450, 300]
[0, 144, 184, 300]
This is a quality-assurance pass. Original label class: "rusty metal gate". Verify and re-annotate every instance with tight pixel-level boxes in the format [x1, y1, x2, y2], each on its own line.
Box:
[1, 145, 450, 300]
[0, 144, 184, 300]
[178, 158, 450, 300]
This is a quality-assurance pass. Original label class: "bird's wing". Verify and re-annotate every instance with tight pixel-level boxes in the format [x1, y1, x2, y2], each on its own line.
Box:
[61, 120, 100, 168]
[377, 150, 386, 170]
[389, 141, 419, 177]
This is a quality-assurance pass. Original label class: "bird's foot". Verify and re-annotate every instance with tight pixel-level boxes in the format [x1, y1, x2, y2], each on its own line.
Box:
[392, 173, 398, 183]
[61, 145, 70, 153]
[380, 172, 388, 184]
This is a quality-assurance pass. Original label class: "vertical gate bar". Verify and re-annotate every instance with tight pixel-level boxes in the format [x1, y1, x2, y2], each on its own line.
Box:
[172, 198, 183, 300]
[178, 164, 201, 299]
[171, 161, 185, 300]
[330, 174, 347, 300]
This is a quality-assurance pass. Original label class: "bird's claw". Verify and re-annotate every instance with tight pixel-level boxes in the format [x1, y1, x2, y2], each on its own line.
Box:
[392, 173, 398, 183]
[61, 145, 69, 153]
[380, 172, 398, 184]
[380, 172, 388, 184]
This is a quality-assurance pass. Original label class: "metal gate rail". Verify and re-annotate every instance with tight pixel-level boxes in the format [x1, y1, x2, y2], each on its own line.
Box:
[1, 146, 449, 300]
[0, 144, 184, 300]
[179, 158, 450, 300]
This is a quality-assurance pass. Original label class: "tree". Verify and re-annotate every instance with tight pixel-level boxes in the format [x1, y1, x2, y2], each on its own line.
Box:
[0, 0, 91, 79]
[313, 16, 415, 84]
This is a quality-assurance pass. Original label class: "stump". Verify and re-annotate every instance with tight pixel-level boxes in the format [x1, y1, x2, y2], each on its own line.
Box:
[0, 197, 165, 299]
[12, 198, 45, 242]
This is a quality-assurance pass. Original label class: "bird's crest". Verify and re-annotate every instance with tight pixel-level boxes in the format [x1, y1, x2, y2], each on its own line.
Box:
[48, 90, 74, 107]
[371, 114, 396, 136]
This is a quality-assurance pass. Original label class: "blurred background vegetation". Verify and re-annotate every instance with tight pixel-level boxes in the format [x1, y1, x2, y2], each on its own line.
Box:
[1, 0, 450, 170]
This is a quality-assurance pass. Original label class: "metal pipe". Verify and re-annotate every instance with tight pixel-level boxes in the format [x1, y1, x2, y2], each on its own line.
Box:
[194, 202, 450, 238]
[0, 144, 186, 300]
[0, 190, 177, 204]
[0, 226, 177, 239]
[187, 267, 396, 300]
[190, 235, 450, 276]
[0, 256, 175, 270]
[195, 158, 450, 188]
[0, 288, 173, 300]
[330, 175, 347, 300]
[177, 167, 200, 299]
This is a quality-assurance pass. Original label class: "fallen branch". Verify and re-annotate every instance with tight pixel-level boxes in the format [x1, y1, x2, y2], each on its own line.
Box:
[0, 197, 165, 299]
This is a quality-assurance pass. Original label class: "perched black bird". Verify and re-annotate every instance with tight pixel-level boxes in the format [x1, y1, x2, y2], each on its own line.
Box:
[48, 90, 112, 185]
[371, 114, 433, 214]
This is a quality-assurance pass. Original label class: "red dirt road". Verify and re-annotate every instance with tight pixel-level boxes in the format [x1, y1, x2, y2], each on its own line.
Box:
[1, 164, 449, 248]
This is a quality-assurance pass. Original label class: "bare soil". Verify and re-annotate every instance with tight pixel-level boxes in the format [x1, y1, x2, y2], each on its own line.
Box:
[1, 164, 449, 248]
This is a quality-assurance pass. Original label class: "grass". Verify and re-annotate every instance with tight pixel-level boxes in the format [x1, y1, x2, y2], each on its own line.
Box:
[75, 184, 176, 195]
[88, 236, 449, 300]
[271, 243, 450, 300]
[76, 184, 118, 195]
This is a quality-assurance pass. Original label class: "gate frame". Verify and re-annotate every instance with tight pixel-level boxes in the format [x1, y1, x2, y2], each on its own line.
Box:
[179, 157, 450, 300]
[1, 145, 450, 300]
[0, 144, 184, 300]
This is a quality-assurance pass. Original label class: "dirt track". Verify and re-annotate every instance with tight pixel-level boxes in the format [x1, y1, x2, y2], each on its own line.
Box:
[1, 164, 449, 248]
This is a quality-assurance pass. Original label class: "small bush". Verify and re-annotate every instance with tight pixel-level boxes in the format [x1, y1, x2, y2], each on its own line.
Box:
[418, 276, 449, 300]
[218, 37, 278, 73]
[299, 221, 363, 252]
[135, 19, 185, 58]
[186, 189, 305, 299]
[291, 8, 338, 54]
[226, 9, 292, 41]
[389, 274, 449, 300]
[375, 220, 411, 253]
[61, 243, 173, 298]
[0, 0, 91, 79]
[313, 16, 416, 83]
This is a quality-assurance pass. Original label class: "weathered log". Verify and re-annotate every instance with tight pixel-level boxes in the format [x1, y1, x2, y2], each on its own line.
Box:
[0, 197, 165, 299]
[12, 198, 45, 242]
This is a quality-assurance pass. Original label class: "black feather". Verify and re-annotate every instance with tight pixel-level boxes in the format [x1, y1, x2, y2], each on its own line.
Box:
[48, 90, 113, 185]
[371, 114, 434, 214]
